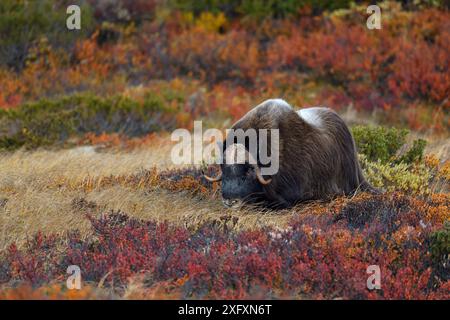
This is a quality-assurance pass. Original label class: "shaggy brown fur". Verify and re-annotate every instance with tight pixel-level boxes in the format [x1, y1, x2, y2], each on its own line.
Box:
[229, 99, 373, 208]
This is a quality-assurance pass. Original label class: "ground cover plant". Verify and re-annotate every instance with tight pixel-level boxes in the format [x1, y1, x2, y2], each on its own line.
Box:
[0, 0, 448, 299]
[0, 187, 449, 299]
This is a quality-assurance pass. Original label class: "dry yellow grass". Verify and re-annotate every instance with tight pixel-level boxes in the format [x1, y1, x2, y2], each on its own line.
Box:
[0, 142, 296, 250]
[1, 132, 448, 251]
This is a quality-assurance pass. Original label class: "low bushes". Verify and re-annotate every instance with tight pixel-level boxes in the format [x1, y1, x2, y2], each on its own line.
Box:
[359, 155, 437, 195]
[352, 125, 426, 164]
[0, 0, 94, 70]
[0, 94, 177, 150]
[0, 4, 447, 133]
[351, 125, 448, 195]
[0, 91, 430, 156]
[169, 0, 446, 19]
[1, 192, 448, 299]
[429, 222, 450, 281]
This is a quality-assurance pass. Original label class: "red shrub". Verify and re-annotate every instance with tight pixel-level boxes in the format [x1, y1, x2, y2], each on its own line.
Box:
[1, 193, 448, 299]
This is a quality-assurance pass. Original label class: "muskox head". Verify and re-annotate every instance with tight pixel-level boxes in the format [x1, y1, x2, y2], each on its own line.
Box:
[204, 143, 272, 208]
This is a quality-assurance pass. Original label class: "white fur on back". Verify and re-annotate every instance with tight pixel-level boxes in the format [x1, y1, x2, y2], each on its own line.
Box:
[259, 98, 292, 116]
[247, 98, 292, 119]
[265, 98, 291, 108]
[297, 108, 323, 127]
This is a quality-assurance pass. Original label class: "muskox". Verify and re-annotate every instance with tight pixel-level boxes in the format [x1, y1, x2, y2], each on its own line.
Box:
[204, 99, 374, 209]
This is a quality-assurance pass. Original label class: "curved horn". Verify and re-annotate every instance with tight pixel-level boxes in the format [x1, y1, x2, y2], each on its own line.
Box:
[245, 150, 272, 185]
[203, 169, 222, 182]
[254, 165, 272, 185]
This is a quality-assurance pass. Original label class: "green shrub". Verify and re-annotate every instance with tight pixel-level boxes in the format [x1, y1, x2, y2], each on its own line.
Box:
[396, 138, 427, 164]
[169, 0, 241, 16]
[346, 126, 434, 194]
[169, 0, 354, 19]
[352, 125, 408, 163]
[429, 222, 450, 280]
[240, 0, 354, 18]
[352, 125, 426, 164]
[0, 93, 176, 150]
[401, 0, 449, 10]
[430, 222, 450, 261]
[359, 154, 433, 195]
[0, 0, 94, 70]
[88, 0, 158, 24]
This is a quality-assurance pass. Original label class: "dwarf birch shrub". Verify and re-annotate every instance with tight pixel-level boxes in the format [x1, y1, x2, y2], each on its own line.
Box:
[0, 93, 176, 150]
[360, 155, 433, 195]
[352, 125, 426, 164]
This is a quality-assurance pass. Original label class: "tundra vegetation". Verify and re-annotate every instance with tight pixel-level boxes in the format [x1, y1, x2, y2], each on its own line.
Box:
[0, 0, 448, 299]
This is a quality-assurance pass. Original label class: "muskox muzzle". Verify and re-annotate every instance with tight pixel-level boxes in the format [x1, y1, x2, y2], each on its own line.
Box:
[203, 145, 271, 208]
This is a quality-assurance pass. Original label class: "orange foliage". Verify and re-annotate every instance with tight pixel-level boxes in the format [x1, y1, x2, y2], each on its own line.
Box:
[0, 283, 104, 300]
[0, 7, 447, 135]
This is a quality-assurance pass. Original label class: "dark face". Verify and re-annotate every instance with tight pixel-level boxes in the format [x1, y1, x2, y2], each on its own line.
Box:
[221, 163, 264, 208]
